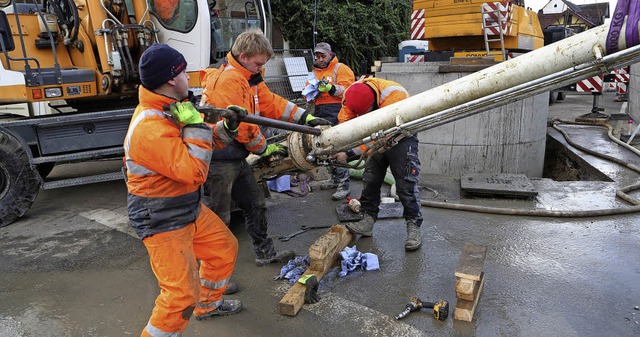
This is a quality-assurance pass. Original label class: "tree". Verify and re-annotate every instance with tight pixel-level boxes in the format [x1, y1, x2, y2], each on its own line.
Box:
[270, 0, 412, 74]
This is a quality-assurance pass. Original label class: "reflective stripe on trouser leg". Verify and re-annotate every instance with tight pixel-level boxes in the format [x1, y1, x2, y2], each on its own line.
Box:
[142, 224, 199, 336]
[192, 204, 239, 316]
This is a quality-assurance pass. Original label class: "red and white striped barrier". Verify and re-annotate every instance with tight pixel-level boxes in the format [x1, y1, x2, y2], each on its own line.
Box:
[576, 75, 604, 93]
[404, 54, 425, 63]
[410, 9, 425, 40]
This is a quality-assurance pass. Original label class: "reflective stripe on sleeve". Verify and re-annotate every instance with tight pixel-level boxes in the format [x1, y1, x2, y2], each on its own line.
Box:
[380, 86, 409, 101]
[125, 157, 158, 176]
[213, 120, 235, 144]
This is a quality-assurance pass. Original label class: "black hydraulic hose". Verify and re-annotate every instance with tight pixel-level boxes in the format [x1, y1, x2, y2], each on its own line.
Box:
[110, 29, 130, 82]
[122, 33, 137, 80]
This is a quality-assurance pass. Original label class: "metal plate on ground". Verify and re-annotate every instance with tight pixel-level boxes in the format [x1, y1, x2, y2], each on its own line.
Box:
[460, 173, 538, 198]
[336, 202, 404, 222]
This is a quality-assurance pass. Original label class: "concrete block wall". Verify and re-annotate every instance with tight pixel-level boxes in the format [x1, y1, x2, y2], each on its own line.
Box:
[629, 64, 640, 123]
[376, 62, 549, 177]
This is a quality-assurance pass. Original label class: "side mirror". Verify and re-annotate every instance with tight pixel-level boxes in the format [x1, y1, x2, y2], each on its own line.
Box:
[0, 11, 14, 52]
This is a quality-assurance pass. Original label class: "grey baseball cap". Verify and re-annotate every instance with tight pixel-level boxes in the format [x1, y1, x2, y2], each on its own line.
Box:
[314, 42, 332, 54]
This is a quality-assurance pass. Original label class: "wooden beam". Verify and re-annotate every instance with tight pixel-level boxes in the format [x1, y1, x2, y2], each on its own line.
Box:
[454, 272, 485, 322]
[278, 225, 353, 316]
[455, 243, 487, 281]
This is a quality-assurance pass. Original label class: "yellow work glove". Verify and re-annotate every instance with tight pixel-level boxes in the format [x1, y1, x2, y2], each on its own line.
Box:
[169, 102, 203, 125]
[318, 82, 333, 93]
[260, 143, 287, 157]
[305, 114, 332, 127]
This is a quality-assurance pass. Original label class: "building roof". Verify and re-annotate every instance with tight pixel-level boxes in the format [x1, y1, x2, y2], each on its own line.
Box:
[536, 1, 609, 29]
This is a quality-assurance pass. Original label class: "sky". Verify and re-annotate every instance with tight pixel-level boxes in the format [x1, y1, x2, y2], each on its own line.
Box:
[527, 0, 619, 14]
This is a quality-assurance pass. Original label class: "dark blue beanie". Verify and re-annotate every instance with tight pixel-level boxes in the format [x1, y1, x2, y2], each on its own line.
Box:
[139, 43, 187, 90]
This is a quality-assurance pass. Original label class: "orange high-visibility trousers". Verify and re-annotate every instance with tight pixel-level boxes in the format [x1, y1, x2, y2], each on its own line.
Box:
[140, 204, 238, 337]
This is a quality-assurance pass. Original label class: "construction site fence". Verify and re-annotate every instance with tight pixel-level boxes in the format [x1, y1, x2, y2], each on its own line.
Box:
[264, 49, 313, 103]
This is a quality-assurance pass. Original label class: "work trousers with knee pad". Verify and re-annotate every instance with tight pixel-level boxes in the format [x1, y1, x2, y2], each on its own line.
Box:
[204, 159, 276, 259]
[360, 136, 423, 226]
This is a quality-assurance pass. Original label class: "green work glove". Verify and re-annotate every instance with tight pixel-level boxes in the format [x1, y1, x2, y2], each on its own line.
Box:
[260, 143, 287, 157]
[318, 82, 333, 93]
[305, 114, 332, 127]
[223, 105, 247, 131]
[169, 102, 203, 125]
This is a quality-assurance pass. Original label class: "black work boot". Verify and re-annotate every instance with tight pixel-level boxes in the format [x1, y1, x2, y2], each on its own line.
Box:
[345, 214, 375, 237]
[405, 220, 422, 251]
[194, 300, 242, 320]
[255, 250, 296, 267]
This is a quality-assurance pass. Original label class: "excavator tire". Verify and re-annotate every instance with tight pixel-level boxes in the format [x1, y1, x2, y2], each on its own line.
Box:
[0, 131, 41, 227]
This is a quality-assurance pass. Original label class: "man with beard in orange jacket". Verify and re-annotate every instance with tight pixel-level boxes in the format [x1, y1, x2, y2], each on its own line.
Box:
[200, 29, 332, 266]
[307, 42, 355, 201]
[125, 43, 247, 336]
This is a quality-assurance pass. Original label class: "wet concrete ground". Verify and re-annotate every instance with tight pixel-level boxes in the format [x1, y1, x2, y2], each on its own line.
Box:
[1, 91, 639, 336]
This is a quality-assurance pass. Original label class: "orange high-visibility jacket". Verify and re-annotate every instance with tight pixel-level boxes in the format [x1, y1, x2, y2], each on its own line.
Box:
[308, 56, 355, 105]
[124, 87, 235, 239]
[338, 78, 409, 156]
[201, 52, 307, 158]
[152, 0, 179, 20]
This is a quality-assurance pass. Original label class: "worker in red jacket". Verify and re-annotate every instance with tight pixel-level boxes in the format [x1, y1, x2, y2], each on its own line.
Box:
[125, 44, 246, 335]
[200, 29, 332, 266]
[336, 78, 424, 251]
[307, 42, 355, 200]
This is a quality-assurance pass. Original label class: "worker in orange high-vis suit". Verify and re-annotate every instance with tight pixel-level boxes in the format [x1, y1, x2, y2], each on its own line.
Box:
[335, 78, 424, 251]
[307, 42, 355, 201]
[125, 44, 248, 336]
[200, 29, 332, 266]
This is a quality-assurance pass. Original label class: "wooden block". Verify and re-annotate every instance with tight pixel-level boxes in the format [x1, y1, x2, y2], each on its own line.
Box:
[455, 277, 476, 296]
[455, 243, 487, 281]
[374, 60, 382, 67]
[456, 272, 483, 301]
[454, 272, 485, 322]
[370, 65, 381, 73]
[278, 225, 353, 316]
[309, 225, 353, 273]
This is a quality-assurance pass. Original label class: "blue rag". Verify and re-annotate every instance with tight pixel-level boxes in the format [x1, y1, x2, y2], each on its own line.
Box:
[274, 255, 310, 284]
[338, 246, 380, 277]
[301, 73, 320, 101]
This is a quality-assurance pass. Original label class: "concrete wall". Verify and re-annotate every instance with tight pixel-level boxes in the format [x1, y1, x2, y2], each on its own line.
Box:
[376, 62, 549, 177]
[629, 64, 640, 123]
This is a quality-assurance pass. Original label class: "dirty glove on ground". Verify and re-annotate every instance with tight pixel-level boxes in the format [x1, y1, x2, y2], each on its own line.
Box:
[305, 114, 332, 127]
[224, 105, 247, 131]
[170, 102, 203, 125]
[300, 275, 321, 304]
[260, 143, 287, 157]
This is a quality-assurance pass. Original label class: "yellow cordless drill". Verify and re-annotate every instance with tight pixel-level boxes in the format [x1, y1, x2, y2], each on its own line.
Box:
[395, 297, 449, 321]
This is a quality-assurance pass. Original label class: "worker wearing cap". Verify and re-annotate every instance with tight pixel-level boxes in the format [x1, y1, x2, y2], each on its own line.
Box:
[336, 78, 424, 251]
[152, 0, 179, 21]
[307, 42, 355, 200]
[200, 29, 332, 266]
[125, 44, 246, 334]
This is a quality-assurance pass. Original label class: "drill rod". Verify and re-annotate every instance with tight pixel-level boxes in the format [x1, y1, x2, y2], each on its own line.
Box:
[199, 107, 322, 136]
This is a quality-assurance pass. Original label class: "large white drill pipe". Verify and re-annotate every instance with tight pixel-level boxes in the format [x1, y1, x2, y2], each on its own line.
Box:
[314, 21, 639, 155]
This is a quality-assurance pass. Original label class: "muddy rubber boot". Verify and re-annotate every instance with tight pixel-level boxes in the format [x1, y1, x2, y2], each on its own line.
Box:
[405, 220, 422, 251]
[194, 299, 242, 320]
[223, 281, 239, 295]
[331, 169, 350, 201]
[255, 250, 296, 267]
[345, 214, 375, 237]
